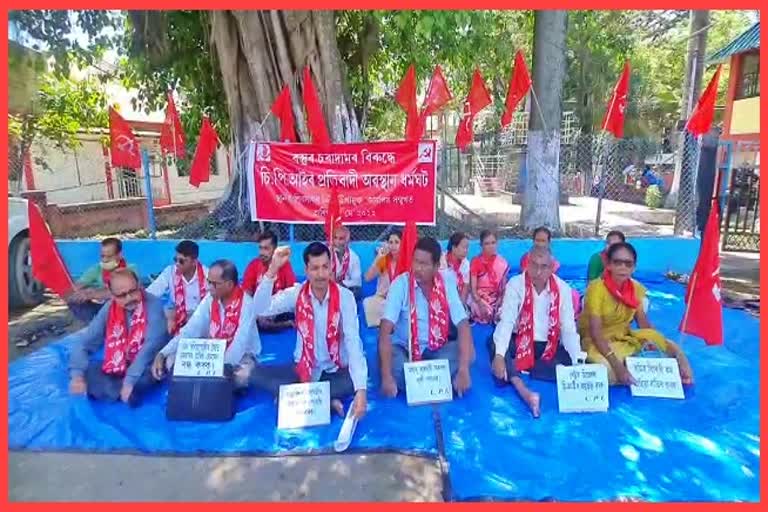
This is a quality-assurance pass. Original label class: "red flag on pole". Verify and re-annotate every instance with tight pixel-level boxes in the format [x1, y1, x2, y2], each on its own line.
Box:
[109, 107, 141, 169]
[455, 68, 493, 150]
[687, 65, 722, 137]
[302, 66, 331, 145]
[325, 188, 342, 275]
[679, 199, 723, 345]
[395, 64, 420, 141]
[159, 92, 186, 159]
[271, 85, 297, 143]
[28, 201, 74, 298]
[395, 220, 418, 278]
[501, 50, 532, 128]
[189, 117, 219, 188]
[416, 65, 453, 137]
[601, 61, 631, 138]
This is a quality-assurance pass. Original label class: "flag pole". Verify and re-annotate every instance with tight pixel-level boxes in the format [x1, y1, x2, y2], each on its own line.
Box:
[593, 73, 622, 237]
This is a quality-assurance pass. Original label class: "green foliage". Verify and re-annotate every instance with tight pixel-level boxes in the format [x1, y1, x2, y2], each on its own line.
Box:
[645, 184, 664, 208]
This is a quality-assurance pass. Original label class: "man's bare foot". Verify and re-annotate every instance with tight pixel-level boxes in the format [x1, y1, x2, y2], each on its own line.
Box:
[525, 392, 541, 418]
[331, 398, 345, 417]
[678, 356, 694, 385]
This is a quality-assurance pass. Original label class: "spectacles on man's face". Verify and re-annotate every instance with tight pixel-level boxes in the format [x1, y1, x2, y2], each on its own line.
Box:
[207, 279, 228, 288]
[113, 286, 140, 300]
[610, 258, 635, 268]
[175, 256, 188, 264]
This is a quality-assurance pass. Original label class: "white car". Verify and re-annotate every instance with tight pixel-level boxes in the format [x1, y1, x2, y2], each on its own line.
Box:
[8, 196, 44, 308]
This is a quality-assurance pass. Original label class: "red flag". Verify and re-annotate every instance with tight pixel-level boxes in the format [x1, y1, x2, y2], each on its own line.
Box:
[325, 188, 342, 275]
[28, 201, 74, 298]
[395, 220, 418, 278]
[601, 61, 631, 138]
[455, 69, 493, 150]
[417, 65, 453, 137]
[680, 200, 723, 345]
[109, 107, 141, 169]
[189, 117, 219, 188]
[501, 50, 532, 128]
[271, 85, 297, 143]
[395, 64, 420, 141]
[159, 92, 186, 159]
[687, 65, 722, 137]
[302, 66, 331, 145]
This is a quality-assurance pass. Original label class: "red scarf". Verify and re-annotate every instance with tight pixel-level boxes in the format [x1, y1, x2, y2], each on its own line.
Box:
[247, 258, 292, 294]
[471, 254, 501, 289]
[334, 248, 351, 283]
[102, 293, 147, 376]
[209, 286, 245, 348]
[102, 258, 127, 287]
[515, 273, 561, 371]
[295, 281, 342, 382]
[409, 272, 450, 361]
[602, 270, 639, 309]
[172, 262, 206, 334]
[446, 252, 465, 293]
[384, 254, 396, 282]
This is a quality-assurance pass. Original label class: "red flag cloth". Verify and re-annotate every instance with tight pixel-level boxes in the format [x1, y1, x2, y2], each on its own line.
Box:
[395, 220, 418, 278]
[680, 200, 723, 345]
[687, 65, 722, 137]
[159, 92, 186, 159]
[271, 85, 297, 143]
[189, 117, 219, 188]
[417, 65, 453, 137]
[455, 68, 493, 150]
[601, 61, 631, 138]
[28, 201, 74, 298]
[395, 64, 420, 141]
[109, 107, 141, 169]
[302, 66, 331, 145]
[501, 50, 532, 128]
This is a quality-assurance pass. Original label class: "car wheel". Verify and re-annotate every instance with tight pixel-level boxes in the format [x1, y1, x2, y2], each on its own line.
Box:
[9, 233, 44, 309]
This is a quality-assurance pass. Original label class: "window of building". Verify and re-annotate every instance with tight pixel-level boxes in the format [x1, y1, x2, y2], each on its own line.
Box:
[736, 52, 760, 99]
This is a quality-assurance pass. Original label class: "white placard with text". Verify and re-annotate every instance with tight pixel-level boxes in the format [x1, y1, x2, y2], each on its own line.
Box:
[277, 381, 331, 430]
[556, 363, 610, 413]
[626, 357, 685, 399]
[172, 338, 226, 378]
[404, 359, 453, 406]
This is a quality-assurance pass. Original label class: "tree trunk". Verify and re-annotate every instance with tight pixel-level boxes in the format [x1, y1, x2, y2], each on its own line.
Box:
[521, 10, 568, 233]
[198, 10, 361, 236]
[666, 9, 709, 214]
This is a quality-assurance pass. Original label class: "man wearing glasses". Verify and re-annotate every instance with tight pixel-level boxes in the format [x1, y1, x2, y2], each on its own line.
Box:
[146, 240, 209, 334]
[488, 246, 582, 418]
[151, 259, 260, 389]
[68, 268, 168, 406]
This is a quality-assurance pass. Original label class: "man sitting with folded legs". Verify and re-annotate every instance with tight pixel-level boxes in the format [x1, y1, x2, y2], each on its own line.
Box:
[331, 225, 362, 300]
[151, 259, 259, 390]
[378, 237, 473, 399]
[249, 243, 367, 419]
[68, 268, 168, 406]
[487, 246, 582, 418]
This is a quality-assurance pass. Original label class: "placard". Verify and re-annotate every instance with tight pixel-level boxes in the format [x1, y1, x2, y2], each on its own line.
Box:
[172, 338, 226, 378]
[277, 381, 331, 430]
[556, 364, 610, 413]
[626, 357, 685, 399]
[404, 359, 453, 406]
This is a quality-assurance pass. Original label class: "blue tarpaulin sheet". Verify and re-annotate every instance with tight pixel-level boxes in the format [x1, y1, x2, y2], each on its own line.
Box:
[8, 264, 759, 501]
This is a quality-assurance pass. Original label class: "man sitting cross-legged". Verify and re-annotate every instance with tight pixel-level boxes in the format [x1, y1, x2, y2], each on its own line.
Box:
[378, 237, 473, 399]
[68, 268, 168, 406]
[488, 246, 582, 418]
[151, 259, 260, 390]
[249, 242, 368, 419]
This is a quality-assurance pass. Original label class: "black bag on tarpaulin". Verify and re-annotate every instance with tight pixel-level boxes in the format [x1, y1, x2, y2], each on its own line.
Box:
[166, 372, 235, 422]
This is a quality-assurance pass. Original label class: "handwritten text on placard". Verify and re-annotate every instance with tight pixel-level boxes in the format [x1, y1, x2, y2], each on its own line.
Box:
[404, 359, 453, 406]
[277, 381, 331, 429]
[626, 357, 685, 399]
[173, 338, 226, 378]
[556, 364, 610, 413]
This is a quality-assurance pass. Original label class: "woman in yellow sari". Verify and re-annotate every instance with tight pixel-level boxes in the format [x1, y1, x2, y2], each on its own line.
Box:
[579, 242, 694, 386]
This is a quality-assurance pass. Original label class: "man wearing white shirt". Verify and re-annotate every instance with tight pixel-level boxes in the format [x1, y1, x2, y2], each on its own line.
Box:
[151, 259, 259, 389]
[488, 246, 580, 418]
[250, 242, 368, 419]
[331, 225, 362, 300]
[145, 240, 208, 335]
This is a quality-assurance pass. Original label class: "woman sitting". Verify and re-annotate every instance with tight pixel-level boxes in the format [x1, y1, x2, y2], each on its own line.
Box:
[578, 242, 694, 386]
[440, 232, 470, 307]
[469, 229, 509, 325]
[362, 230, 401, 327]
